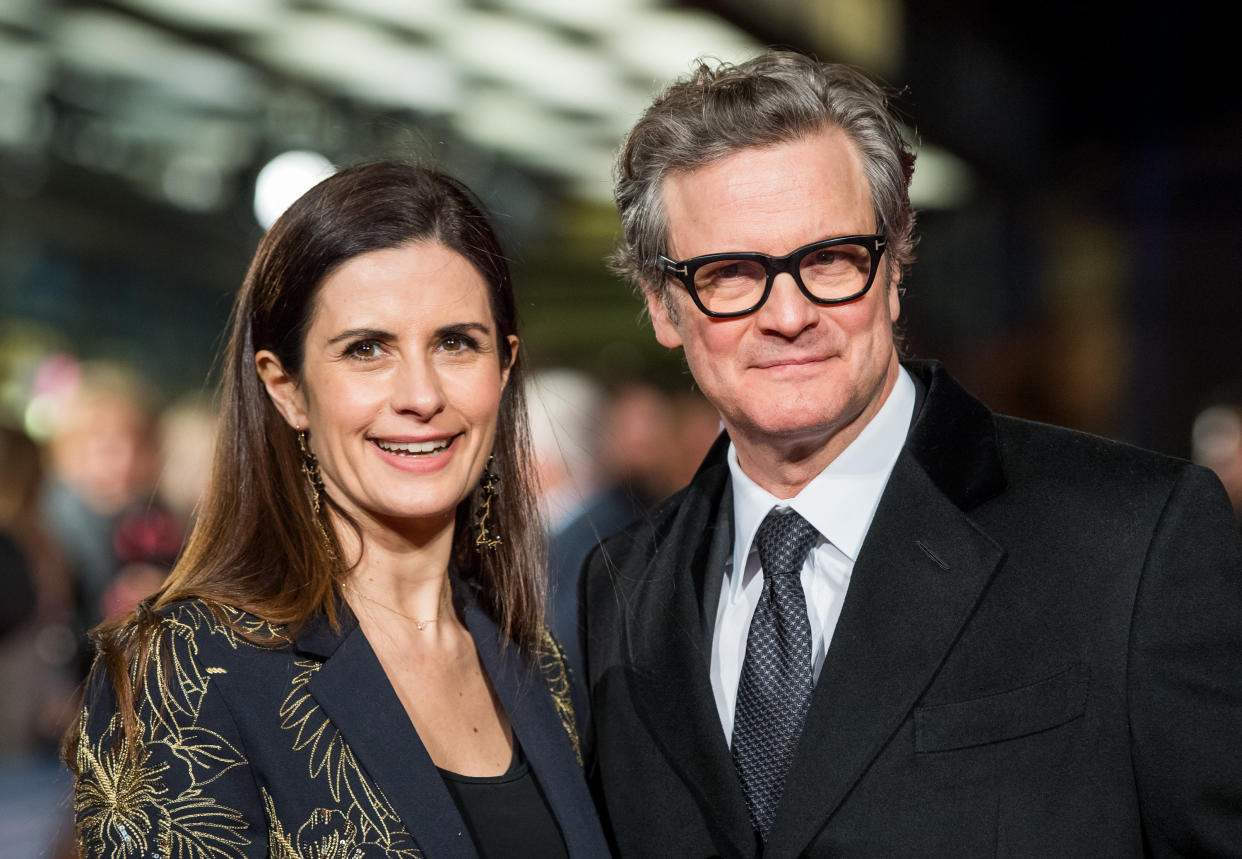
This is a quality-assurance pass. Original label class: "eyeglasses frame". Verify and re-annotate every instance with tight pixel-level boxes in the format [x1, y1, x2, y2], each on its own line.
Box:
[659, 234, 888, 319]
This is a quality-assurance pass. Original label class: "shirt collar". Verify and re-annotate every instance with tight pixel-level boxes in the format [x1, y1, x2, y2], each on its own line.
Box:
[727, 366, 916, 595]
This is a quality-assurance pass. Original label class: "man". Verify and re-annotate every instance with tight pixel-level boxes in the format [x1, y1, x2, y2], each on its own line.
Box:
[581, 51, 1242, 857]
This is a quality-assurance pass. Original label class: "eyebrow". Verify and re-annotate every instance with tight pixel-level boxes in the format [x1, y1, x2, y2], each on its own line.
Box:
[325, 322, 493, 345]
[437, 322, 492, 338]
[327, 327, 392, 345]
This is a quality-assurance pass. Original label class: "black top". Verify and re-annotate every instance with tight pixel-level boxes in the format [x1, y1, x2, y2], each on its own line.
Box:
[437, 741, 569, 859]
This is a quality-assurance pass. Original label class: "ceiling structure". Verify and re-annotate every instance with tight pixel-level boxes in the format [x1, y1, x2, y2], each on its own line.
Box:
[1, 0, 764, 214]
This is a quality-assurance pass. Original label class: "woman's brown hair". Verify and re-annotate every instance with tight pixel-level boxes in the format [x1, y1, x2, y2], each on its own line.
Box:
[65, 161, 545, 767]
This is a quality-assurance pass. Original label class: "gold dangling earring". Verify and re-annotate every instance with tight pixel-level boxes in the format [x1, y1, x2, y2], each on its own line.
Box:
[473, 454, 502, 550]
[297, 428, 325, 515]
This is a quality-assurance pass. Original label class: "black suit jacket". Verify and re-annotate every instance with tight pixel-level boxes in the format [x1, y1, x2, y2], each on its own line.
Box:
[583, 360, 1242, 858]
[73, 594, 610, 858]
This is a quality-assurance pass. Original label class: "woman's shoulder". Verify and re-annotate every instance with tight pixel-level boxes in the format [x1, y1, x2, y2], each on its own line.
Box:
[121, 597, 294, 675]
[530, 626, 583, 765]
[155, 597, 289, 643]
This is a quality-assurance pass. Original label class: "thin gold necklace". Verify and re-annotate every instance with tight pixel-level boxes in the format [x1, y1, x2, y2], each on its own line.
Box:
[345, 581, 447, 631]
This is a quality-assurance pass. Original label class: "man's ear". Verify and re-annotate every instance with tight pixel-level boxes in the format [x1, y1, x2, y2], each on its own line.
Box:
[255, 350, 308, 429]
[645, 287, 684, 349]
[885, 261, 902, 323]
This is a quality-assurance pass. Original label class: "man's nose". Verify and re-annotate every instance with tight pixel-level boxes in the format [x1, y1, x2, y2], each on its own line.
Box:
[754, 272, 818, 337]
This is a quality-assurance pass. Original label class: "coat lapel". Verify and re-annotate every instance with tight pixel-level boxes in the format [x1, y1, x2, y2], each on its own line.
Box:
[763, 452, 1005, 857]
[464, 603, 611, 858]
[301, 615, 477, 859]
[764, 360, 1009, 857]
[628, 438, 760, 859]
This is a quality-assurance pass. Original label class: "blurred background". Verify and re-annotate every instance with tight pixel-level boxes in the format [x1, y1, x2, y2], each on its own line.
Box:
[1, 0, 1239, 853]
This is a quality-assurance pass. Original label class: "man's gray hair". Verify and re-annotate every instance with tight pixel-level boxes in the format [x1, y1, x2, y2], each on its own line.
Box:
[611, 51, 917, 299]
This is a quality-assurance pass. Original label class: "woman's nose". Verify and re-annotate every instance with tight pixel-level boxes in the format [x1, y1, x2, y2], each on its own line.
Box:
[393, 356, 446, 419]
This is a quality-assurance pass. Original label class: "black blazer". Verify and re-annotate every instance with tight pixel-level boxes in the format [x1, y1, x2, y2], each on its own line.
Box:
[73, 594, 610, 858]
[583, 360, 1242, 858]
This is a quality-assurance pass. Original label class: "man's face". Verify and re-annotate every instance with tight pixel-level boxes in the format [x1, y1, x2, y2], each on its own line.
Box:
[648, 126, 901, 480]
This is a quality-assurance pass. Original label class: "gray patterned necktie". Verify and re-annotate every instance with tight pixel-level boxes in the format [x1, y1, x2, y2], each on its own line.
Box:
[731, 507, 818, 841]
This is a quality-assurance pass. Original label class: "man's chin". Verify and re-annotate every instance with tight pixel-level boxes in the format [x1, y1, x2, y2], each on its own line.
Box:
[730, 412, 846, 449]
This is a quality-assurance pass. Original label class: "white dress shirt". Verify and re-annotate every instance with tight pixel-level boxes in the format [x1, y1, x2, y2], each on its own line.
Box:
[710, 367, 917, 742]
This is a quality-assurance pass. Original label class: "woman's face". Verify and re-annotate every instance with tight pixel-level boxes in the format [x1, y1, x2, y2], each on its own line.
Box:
[258, 241, 516, 540]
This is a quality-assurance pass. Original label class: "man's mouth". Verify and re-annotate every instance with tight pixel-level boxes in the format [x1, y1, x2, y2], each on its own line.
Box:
[374, 438, 451, 457]
[755, 354, 831, 370]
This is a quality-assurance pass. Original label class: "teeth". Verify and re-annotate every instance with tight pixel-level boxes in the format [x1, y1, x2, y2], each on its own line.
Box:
[376, 439, 450, 455]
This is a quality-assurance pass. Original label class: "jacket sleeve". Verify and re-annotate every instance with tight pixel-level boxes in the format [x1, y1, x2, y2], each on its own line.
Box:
[1128, 464, 1242, 855]
[71, 614, 268, 859]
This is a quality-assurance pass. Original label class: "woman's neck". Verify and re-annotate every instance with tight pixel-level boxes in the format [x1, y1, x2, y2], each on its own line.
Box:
[335, 510, 458, 625]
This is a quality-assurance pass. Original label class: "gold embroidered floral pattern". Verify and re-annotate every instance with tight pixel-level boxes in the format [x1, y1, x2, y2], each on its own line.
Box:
[279, 660, 417, 855]
[73, 614, 252, 859]
[536, 627, 581, 765]
[262, 790, 416, 859]
[73, 602, 419, 859]
[74, 712, 252, 859]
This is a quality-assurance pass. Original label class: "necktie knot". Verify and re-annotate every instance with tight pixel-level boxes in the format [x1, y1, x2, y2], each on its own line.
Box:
[755, 508, 818, 578]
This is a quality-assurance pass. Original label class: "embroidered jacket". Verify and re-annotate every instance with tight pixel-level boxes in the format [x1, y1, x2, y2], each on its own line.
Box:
[72, 597, 608, 858]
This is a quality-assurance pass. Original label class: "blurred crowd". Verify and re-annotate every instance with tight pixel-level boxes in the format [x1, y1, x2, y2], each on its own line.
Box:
[1, 362, 216, 761]
[526, 369, 722, 673]
[0, 358, 217, 854]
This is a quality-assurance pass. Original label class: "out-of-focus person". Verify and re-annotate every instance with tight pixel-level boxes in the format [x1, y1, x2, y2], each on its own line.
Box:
[0, 425, 77, 756]
[64, 161, 607, 858]
[95, 394, 221, 625]
[0, 425, 78, 858]
[153, 393, 218, 527]
[527, 368, 609, 533]
[39, 364, 161, 653]
[528, 372, 667, 674]
[1193, 401, 1242, 521]
[665, 390, 724, 493]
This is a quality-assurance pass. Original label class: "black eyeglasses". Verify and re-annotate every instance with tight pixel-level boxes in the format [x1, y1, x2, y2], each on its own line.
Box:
[659, 234, 887, 318]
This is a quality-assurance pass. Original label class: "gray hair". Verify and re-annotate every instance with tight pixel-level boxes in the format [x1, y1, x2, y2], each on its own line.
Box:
[611, 51, 917, 301]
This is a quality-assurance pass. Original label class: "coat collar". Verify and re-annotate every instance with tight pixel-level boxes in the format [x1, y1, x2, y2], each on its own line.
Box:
[901, 358, 1006, 510]
[295, 591, 607, 858]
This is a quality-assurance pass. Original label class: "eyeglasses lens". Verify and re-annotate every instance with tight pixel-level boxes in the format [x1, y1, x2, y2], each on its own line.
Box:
[691, 242, 874, 314]
[692, 259, 768, 315]
[798, 243, 874, 300]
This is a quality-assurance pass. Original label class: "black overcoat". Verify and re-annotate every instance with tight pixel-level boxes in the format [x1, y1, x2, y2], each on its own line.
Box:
[583, 360, 1242, 857]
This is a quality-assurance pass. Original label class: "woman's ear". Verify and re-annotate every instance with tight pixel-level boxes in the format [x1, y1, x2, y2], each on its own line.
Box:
[501, 335, 519, 389]
[255, 350, 308, 429]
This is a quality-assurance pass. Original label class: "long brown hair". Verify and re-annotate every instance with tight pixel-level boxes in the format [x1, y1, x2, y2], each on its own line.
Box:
[66, 161, 544, 766]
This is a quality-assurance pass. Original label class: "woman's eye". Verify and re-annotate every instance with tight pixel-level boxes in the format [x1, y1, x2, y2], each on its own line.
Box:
[347, 340, 382, 359]
[441, 335, 477, 353]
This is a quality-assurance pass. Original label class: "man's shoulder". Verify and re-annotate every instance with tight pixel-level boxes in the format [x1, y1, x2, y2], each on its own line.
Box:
[910, 360, 1197, 505]
[993, 414, 1191, 490]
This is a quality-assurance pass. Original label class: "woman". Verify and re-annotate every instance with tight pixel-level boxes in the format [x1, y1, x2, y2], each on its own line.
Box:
[64, 162, 609, 858]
